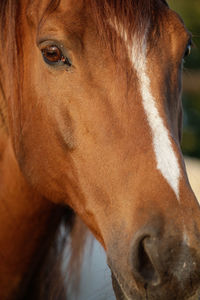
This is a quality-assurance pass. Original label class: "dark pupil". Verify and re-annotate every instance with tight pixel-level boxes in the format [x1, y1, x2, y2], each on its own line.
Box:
[43, 46, 62, 62]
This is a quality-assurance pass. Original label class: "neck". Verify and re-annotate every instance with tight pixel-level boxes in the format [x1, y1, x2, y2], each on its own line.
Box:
[0, 133, 63, 299]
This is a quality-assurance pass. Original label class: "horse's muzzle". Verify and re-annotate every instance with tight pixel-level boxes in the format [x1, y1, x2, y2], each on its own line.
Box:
[109, 223, 200, 300]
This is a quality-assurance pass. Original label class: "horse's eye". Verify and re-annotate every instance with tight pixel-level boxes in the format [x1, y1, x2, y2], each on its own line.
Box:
[184, 41, 192, 58]
[41, 45, 72, 67]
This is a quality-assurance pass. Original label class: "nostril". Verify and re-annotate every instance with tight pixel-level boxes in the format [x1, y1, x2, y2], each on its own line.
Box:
[138, 238, 161, 285]
[132, 236, 161, 287]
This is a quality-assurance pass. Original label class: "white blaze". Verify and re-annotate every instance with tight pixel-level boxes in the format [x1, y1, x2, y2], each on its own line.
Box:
[130, 42, 181, 199]
[110, 21, 181, 199]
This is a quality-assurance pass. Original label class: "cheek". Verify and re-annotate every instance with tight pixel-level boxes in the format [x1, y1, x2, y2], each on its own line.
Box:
[17, 112, 77, 202]
[16, 78, 75, 201]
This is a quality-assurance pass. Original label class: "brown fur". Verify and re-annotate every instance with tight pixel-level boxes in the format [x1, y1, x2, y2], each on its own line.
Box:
[88, 0, 168, 48]
[0, 3, 87, 299]
[0, 1, 200, 300]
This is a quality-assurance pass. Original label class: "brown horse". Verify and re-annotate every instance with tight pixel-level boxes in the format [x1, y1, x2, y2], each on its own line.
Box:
[0, 0, 200, 299]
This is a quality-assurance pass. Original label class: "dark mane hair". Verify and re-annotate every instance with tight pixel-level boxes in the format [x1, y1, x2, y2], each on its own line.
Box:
[0, 0, 168, 299]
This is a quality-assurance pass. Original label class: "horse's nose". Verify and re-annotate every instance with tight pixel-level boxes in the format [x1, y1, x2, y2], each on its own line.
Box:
[130, 223, 200, 292]
[131, 227, 163, 287]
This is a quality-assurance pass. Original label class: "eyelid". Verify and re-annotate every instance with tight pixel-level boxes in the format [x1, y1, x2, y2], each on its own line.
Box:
[38, 39, 65, 52]
[38, 39, 72, 58]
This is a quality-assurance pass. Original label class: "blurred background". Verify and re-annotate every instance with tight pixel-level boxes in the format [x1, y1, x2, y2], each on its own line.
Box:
[168, 0, 200, 158]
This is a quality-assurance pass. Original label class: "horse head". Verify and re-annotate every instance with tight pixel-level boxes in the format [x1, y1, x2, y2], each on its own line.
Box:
[5, 0, 200, 299]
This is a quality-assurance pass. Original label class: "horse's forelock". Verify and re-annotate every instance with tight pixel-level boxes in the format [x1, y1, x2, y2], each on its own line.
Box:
[87, 0, 168, 51]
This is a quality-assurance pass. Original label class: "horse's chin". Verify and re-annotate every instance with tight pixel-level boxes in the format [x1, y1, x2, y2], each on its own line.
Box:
[111, 271, 200, 300]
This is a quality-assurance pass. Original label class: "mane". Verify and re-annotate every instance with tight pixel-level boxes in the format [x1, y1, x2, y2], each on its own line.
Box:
[0, 0, 168, 299]
[19, 208, 88, 300]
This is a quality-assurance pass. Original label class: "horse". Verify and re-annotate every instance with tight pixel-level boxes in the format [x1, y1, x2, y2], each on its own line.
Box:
[0, 0, 200, 299]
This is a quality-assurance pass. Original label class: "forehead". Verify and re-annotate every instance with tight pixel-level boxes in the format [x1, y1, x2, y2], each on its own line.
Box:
[28, 0, 190, 50]
[28, 0, 167, 32]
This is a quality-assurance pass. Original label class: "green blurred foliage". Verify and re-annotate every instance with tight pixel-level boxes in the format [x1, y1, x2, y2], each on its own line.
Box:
[168, 0, 200, 158]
